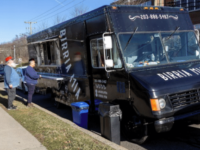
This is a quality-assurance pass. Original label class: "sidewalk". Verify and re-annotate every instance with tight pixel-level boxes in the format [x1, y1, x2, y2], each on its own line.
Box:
[0, 107, 47, 150]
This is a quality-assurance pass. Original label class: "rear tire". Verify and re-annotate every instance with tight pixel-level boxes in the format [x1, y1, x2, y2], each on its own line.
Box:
[54, 101, 61, 109]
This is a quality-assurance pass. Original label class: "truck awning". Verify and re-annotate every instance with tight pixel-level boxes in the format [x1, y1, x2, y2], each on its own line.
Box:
[28, 38, 58, 45]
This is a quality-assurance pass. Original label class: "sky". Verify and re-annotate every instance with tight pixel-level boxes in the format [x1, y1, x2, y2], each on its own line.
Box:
[0, 0, 114, 43]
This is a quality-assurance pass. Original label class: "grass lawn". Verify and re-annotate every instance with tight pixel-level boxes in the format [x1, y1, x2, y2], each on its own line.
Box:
[0, 90, 113, 150]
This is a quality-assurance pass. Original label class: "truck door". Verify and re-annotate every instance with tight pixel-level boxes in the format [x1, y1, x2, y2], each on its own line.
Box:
[89, 35, 128, 103]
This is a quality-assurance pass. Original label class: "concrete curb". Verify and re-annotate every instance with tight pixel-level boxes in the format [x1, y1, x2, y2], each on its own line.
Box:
[0, 88, 127, 150]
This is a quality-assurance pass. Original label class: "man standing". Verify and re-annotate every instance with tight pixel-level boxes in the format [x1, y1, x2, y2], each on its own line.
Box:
[4, 56, 20, 110]
[24, 58, 41, 107]
[72, 52, 86, 96]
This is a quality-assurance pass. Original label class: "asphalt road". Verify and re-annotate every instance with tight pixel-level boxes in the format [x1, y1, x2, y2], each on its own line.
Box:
[1, 81, 200, 150]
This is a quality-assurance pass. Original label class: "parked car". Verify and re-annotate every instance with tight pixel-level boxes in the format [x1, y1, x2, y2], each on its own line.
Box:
[16, 66, 28, 93]
[0, 67, 4, 82]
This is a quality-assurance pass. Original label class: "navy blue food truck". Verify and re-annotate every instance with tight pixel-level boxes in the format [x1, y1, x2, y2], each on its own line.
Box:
[27, 5, 200, 144]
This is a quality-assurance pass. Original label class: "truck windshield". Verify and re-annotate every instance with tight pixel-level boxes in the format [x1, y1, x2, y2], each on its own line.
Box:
[118, 31, 200, 69]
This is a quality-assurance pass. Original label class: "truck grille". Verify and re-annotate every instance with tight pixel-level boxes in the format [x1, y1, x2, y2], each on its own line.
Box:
[169, 89, 200, 109]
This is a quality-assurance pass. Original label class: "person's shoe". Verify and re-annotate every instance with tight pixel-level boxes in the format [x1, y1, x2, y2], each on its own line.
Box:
[27, 103, 33, 107]
[11, 105, 17, 108]
[8, 106, 17, 110]
[30, 103, 35, 107]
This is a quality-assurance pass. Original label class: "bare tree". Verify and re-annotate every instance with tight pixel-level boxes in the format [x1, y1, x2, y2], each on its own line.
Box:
[71, 6, 88, 17]
[53, 15, 68, 25]
[0, 34, 29, 64]
[34, 22, 49, 33]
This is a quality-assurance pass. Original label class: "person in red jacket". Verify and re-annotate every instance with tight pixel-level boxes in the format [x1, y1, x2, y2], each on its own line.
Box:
[24, 58, 41, 107]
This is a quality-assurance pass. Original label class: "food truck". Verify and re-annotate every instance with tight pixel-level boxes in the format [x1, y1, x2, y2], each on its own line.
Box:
[27, 5, 200, 144]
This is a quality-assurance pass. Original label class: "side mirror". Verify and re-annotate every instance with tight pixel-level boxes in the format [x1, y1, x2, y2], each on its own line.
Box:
[105, 59, 114, 68]
[195, 29, 199, 42]
[103, 36, 112, 49]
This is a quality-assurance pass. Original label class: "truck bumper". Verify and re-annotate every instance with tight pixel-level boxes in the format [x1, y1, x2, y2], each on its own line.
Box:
[154, 109, 200, 133]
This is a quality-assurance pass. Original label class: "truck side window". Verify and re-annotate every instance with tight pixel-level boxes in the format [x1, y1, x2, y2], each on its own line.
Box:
[112, 36, 122, 68]
[90, 38, 105, 68]
[90, 37, 122, 69]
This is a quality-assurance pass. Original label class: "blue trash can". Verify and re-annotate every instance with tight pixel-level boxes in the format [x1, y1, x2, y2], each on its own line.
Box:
[71, 102, 89, 129]
[88, 99, 102, 111]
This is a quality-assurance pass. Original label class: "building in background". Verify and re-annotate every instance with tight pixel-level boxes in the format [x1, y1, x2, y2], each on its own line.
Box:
[111, 0, 164, 6]
[166, 0, 200, 31]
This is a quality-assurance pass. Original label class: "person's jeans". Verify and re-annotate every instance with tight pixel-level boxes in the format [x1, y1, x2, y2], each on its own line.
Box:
[25, 83, 35, 104]
[6, 88, 16, 108]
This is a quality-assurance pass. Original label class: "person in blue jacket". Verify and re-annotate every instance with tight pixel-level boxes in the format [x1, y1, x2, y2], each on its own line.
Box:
[25, 58, 41, 107]
[4, 56, 20, 110]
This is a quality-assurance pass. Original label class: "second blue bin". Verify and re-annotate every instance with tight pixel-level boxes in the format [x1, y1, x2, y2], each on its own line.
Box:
[71, 102, 89, 129]
[87, 99, 102, 111]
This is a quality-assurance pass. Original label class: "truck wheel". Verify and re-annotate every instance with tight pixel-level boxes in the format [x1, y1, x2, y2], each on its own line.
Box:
[50, 94, 55, 102]
[54, 101, 61, 109]
[114, 100, 148, 144]
[121, 115, 148, 144]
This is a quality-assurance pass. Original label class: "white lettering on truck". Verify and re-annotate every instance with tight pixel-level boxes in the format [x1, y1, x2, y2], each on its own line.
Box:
[60, 29, 81, 100]
[157, 69, 196, 81]
[129, 14, 178, 22]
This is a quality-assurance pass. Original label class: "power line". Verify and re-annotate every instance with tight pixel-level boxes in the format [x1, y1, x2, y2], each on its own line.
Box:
[29, 0, 72, 22]
[36, 0, 85, 23]
[32, 0, 75, 22]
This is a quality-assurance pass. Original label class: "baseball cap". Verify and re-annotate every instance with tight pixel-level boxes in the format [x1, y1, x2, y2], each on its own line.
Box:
[75, 52, 81, 55]
[5, 56, 13, 62]
[29, 58, 35, 62]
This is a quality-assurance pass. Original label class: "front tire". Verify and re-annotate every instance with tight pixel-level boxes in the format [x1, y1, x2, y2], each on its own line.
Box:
[121, 115, 148, 144]
[117, 100, 148, 144]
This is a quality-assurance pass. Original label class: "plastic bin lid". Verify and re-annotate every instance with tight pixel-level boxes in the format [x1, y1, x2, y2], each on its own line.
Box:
[71, 102, 89, 109]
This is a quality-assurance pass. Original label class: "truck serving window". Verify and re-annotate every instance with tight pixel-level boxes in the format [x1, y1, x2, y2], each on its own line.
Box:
[118, 31, 200, 69]
[43, 42, 56, 65]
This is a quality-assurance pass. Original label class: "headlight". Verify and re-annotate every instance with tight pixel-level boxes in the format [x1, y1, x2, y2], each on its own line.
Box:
[158, 98, 166, 109]
[150, 98, 166, 111]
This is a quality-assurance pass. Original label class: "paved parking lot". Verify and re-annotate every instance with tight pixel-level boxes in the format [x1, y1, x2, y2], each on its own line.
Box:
[1, 81, 200, 150]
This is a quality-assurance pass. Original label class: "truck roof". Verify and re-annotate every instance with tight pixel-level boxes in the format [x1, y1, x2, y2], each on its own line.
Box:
[27, 5, 189, 43]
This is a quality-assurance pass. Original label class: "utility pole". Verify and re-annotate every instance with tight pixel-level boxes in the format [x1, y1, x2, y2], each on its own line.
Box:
[24, 21, 37, 35]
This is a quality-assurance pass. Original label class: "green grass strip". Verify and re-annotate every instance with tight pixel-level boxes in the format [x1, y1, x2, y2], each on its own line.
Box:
[0, 90, 113, 150]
